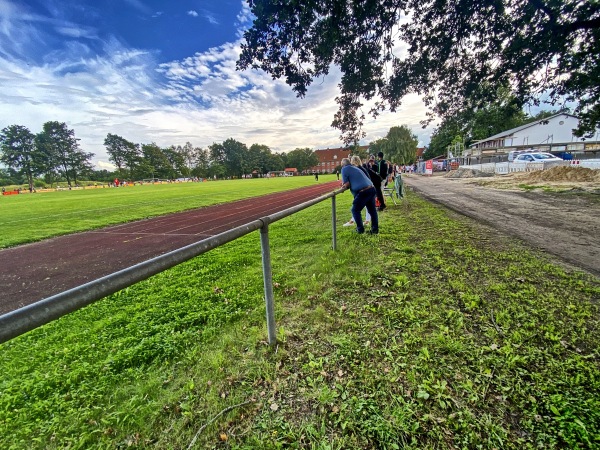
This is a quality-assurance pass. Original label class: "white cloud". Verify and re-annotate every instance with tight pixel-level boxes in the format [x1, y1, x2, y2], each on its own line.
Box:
[203, 11, 219, 25]
[96, 160, 117, 170]
[55, 25, 97, 39]
[235, 1, 253, 37]
[0, 1, 432, 171]
[0, 0, 21, 20]
[123, 0, 153, 15]
[187, 10, 198, 17]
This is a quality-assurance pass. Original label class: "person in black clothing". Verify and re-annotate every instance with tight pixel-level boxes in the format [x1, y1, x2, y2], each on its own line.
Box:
[362, 154, 384, 210]
[371, 152, 388, 210]
[377, 152, 391, 183]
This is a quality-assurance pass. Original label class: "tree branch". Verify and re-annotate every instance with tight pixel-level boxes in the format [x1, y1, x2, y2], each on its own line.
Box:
[565, 17, 600, 33]
[529, 0, 557, 23]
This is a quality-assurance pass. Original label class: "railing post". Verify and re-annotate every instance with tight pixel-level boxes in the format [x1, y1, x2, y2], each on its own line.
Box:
[1, 188, 343, 344]
[259, 221, 277, 345]
[331, 196, 337, 251]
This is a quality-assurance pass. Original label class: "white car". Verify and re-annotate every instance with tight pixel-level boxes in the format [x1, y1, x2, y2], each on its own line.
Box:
[511, 152, 564, 165]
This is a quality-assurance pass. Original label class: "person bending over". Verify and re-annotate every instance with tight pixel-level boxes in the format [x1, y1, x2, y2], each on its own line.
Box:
[340, 158, 379, 234]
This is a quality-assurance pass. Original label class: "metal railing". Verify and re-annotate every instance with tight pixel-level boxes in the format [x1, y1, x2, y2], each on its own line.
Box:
[457, 159, 600, 173]
[0, 187, 345, 345]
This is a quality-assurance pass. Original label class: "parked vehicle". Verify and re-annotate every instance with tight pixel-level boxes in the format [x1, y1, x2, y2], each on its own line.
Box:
[508, 150, 533, 161]
[511, 152, 564, 165]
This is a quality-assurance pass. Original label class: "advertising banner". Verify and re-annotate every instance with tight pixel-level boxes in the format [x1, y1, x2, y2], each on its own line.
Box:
[425, 159, 433, 175]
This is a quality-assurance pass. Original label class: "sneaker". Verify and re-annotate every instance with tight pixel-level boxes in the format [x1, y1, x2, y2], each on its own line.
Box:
[343, 221, 354, 227]
[364, 220, 370, 226]
[368, 230, 379, 235]
[377, 204, 387, 211]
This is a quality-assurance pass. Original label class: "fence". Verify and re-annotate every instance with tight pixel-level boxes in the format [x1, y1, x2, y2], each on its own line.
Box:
[459, 159, 600, 174]
[0, 187, 345, 346]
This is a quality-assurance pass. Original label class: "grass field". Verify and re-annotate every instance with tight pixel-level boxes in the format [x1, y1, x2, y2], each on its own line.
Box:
[1, 177, 599, 449]
[0, 176, 329, 248]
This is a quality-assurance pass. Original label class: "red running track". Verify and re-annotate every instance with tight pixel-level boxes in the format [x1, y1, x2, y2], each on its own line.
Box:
[0, 182, 340, 315]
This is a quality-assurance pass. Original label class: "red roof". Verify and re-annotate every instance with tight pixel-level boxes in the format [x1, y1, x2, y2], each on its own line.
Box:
[309, 146, 369, 172]
[313, 147, 351, 161]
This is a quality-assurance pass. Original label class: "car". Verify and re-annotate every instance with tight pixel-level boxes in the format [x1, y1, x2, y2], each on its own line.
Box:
[508, 150, 532, 161]
[511, 152, 564, 165]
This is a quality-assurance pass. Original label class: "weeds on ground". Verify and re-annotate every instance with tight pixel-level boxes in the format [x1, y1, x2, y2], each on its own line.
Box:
[1, 191, 599, 449]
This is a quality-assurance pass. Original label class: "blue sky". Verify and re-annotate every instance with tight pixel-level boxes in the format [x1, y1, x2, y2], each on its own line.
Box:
[0, 0, 432, 169]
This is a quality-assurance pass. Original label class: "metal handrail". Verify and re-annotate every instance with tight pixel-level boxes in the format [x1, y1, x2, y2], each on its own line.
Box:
[0, 187, 345, 345]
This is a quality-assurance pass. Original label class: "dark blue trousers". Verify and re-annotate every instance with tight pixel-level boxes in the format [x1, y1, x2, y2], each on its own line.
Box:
[351, 186, 379, 233]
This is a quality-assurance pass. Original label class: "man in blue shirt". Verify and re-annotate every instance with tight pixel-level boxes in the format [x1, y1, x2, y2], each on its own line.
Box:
[340, 158, 379, 234]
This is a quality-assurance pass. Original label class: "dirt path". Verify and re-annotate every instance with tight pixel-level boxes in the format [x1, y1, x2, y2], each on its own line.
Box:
[404, 173, 600, 278]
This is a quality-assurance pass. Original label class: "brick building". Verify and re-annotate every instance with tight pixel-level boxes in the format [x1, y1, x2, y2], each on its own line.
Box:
[309, 146, 369, 174]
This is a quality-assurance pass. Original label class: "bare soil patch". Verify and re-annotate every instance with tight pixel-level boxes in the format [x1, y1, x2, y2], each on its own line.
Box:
[445, 166, 600, 194]
[405, 169, 600, 277]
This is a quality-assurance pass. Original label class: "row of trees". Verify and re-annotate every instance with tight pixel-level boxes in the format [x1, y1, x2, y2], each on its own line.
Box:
[104, 135, 320, 180]
[0, 122, 94, 191]
[2, 121, 420, 189]
[0, 123, 323, 188]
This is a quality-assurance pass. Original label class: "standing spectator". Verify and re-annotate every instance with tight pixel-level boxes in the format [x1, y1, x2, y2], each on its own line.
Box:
[366, 154, 385, 211]
[367, 154, 376, 169]
[340, 157, 379, 234]
[364, 154, 384, 208]
[374, 152, 389, 210]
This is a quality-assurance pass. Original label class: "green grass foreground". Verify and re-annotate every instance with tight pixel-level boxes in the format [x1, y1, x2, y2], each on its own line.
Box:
[1, 186, 599, 449]
[0, 176, 328, 248]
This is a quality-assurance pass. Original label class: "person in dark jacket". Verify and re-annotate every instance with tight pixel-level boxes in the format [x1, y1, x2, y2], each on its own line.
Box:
[375, 152, 389, 210]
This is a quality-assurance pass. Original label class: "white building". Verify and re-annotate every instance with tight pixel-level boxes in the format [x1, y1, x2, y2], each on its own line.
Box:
[466, 112, 600, 162]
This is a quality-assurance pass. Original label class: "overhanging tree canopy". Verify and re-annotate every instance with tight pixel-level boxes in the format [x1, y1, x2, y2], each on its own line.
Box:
[238, 0, 600, 143]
